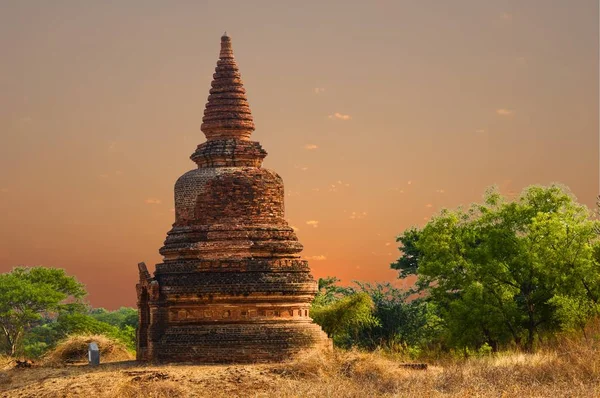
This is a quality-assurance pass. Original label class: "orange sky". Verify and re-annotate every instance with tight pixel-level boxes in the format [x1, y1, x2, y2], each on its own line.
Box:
[0, 1, 598, 309]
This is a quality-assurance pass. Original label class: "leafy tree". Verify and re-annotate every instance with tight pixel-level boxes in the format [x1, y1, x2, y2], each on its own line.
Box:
[351, 282, 442, 350]
[311, 278, 438, 351]
[89, 307, 138, 330]
[0, 267, 86, 356]
[313, 276, 355, 307]
[23, 312, 136, 357]
[391, 228, 422, 282]
[393, 185, 600, 352]
[311, 291, 379, 346]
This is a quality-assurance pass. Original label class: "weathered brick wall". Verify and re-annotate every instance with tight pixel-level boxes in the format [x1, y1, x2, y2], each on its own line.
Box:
[194, 168, 285, 224]
[136, 33, 330, 363]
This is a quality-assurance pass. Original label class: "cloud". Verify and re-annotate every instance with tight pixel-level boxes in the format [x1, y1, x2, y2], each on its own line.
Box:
[385, 243, 391, 246]
[314, 87, 325, 95]
[98, 174, 110, 179]
[306, 255, 326, 261]
[500, 12, 513, 21]
[304, 144, 318, 150]
[496, 109, 514, 116]
[328, 180, 351, 192]
[349, 211, 367, 220]
[291, 225, 300, 232]
[294, 165, 309, 171]
[407, 180, 412, 185]
[425, 203, 433, 208]
[436, 189, 446, 194]
[0, 188, 8, 193]
[115, 170, 124, 176]
[306, 220, 319, 228]
[328, 112, 351, 121]
[312, 188, 320, 192]
[145, 198, 162, 205]
[475, 129, 486, 133]
[170, 208, 175, 212]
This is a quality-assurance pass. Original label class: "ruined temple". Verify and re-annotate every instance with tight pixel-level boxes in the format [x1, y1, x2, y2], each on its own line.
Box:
[136, 33, 330, 363]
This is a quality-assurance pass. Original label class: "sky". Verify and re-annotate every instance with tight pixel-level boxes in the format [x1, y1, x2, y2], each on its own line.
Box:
[0, 0, 598, 309]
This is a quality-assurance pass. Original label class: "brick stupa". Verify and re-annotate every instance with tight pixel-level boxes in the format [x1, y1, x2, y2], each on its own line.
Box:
[136, 33, 330, 363]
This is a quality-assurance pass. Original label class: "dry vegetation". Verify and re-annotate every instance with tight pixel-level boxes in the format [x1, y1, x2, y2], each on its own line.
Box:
[42, 334, 134, 366]
[0, 332, 598, 397]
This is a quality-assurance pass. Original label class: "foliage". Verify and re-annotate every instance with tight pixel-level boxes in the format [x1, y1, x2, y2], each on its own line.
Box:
[0, 267, 86, 356]
[89, 307, 138, 330]
[391, 228, 421, 282]
[393, 184, 600, 352]
[23, 311, 137, 358]
[311, 278, 440, 351]
[0, 266, 137, 358]
[311, 289, 379, 346]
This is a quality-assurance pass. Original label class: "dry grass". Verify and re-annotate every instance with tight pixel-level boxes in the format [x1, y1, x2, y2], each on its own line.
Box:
[42, 334, 134, 366]
[0, 332, 598, 397]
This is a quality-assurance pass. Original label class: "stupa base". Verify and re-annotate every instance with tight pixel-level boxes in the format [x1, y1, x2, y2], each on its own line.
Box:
[137, 322, 331, 363]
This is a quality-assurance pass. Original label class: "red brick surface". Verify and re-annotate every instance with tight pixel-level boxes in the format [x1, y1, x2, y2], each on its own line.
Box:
[136, 33, 330, 363]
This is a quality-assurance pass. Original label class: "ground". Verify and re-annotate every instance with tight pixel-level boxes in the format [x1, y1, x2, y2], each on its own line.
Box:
[1, 347, 598, 398]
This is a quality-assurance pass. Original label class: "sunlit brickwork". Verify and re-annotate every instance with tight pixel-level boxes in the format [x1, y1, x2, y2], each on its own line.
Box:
[136, 33, 330, 363]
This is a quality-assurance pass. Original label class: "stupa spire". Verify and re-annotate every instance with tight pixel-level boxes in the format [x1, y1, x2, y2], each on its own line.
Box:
[201, 33, 255, 140]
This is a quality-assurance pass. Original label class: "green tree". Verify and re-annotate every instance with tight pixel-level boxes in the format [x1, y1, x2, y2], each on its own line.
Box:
[351, 282, 442, 350]
[0, 267, 86, 356]
[394, 185, 600, 352]
[89, 307, 138, 330]
[311, 291, 380, 346]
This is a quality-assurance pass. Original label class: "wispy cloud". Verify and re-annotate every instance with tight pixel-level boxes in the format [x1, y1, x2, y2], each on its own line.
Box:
[496, 109, 514, 116]
[475, 129, 486, 133]
[306, 220, 319, 228]
[98, 174, 110, 179]
[407, 180, 413, 185]
[145, 198, 162, 205]
[349, 211, 367, 220]
[385, 242, 391, 246]
[500, 12, 513, 21]
[328, 180, 351, 192]
[304, 144, 318, 150]
[314, 87, 325, 95]
[328, 112, 351, 121]
[306, 255, 327, 261]
[425, 203, 433, 208]
[436, 189, 446, 194]
[294, 165, 309, 171]
[291, 225, 300, 232]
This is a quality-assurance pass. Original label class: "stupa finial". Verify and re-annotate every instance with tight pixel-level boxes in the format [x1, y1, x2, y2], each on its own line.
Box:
[201, 34, 255, 140]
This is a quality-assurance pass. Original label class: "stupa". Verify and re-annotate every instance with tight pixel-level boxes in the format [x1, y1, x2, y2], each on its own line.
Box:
[135, 33, 330, 363]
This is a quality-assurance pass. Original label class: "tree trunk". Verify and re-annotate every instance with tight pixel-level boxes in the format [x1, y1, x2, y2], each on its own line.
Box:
[526, 309, 535, 352]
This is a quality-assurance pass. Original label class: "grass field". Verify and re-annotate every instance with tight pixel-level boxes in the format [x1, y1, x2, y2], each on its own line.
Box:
[1, 334, 598, 398]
